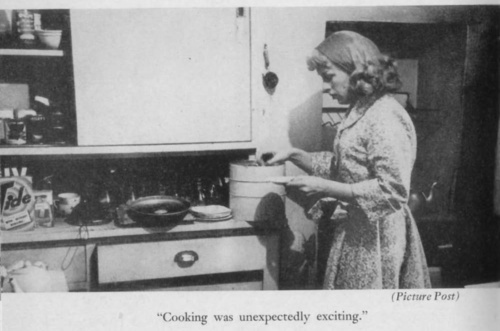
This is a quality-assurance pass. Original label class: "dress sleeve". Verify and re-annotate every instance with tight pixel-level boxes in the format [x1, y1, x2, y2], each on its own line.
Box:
[310, 151, 334, 179]
[350, 108, 416, 223]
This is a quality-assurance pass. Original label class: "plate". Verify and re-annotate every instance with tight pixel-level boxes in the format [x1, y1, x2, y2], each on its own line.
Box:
[266, 176, 295, 185]
[192, 214, 233, 223]
[190, 205, 232, 218]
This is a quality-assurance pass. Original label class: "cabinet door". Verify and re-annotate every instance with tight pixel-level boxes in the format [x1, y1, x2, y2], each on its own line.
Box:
[71, 8, 251, 146]
[1, 245, 88, 292]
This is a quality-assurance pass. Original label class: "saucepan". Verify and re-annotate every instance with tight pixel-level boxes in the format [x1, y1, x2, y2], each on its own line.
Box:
[125, 195, 190, 227]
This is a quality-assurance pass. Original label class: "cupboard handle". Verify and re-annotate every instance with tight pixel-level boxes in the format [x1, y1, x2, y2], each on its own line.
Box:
[174, 250, 199, 268]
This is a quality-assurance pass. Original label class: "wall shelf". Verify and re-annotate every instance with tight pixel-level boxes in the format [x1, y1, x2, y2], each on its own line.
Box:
[0, 142, 256, 158]
[0, 48, 64, 57]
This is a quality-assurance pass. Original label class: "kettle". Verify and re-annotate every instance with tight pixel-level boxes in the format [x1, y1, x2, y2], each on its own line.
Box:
[408, 182, 438, 214]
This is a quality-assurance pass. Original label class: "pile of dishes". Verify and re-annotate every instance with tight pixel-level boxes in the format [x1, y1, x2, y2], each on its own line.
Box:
[189, 205, 232, 222]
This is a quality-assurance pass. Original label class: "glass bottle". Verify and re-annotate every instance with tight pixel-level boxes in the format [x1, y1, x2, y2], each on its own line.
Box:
[34, 194, 54, 227]
[124, 184, 136, 204]
[207, 179, 224, 205]
[192, 178, 206, 206]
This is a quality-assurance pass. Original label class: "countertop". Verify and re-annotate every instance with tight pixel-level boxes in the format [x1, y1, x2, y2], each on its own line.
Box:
[1, 215, 279, 247]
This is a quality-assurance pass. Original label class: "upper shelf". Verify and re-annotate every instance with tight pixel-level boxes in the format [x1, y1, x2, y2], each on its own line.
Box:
[0, 48, 64, 57]
[0, 141, 256, 158]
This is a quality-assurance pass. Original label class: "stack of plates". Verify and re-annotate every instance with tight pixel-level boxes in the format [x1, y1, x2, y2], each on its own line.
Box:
[189, 205, 232, 222]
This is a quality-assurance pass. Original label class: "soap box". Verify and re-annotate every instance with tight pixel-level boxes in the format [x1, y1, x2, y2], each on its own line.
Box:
[0, 176, 36, 231]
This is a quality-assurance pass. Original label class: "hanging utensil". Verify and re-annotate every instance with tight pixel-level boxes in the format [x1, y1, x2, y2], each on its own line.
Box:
[262, 44, 279, 92]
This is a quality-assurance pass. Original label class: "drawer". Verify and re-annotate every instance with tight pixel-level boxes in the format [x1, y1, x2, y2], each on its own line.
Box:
[97, 236, 267, 284]
[1, 245, 87, 291]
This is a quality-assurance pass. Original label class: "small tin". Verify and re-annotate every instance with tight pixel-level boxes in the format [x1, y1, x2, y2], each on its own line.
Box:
[4, 117, 27, 145]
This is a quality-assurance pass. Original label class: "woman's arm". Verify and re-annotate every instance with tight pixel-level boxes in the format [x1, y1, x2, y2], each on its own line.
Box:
[286, 176, 354, 203]
[286, 101, 416, 213]
[349, 104, 416, 221]
[288, 148, 314, 174]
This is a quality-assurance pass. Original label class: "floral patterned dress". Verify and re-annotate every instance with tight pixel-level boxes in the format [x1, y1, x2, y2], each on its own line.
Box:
[310, 94, 431, 289]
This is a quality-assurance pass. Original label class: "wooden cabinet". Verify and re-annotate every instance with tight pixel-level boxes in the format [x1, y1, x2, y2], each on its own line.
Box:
[1, 221, 280, 292]
[0, 7, 254, 156]
[96, 233, 279, 291]
[0, 9, 77, 147]
[70, 8, 251, 147]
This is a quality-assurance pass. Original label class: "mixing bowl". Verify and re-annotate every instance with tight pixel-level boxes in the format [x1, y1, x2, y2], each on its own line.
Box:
[125, 195, 190, 227]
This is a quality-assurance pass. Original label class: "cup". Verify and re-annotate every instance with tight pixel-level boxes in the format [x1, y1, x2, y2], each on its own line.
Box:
[55, 192, 81, 216]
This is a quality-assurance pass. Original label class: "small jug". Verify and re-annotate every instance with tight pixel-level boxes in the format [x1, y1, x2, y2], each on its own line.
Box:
[408, 182, 438, 215]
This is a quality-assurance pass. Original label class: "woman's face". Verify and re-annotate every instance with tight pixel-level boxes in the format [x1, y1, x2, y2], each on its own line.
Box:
[317, 64, 351, 105]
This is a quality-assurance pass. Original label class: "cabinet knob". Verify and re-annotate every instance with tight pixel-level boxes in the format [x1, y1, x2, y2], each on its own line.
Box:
[174, 250, 199, 268]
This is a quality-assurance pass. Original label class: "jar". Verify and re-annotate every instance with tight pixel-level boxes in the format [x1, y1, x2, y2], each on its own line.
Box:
[34, 194, 54, 227]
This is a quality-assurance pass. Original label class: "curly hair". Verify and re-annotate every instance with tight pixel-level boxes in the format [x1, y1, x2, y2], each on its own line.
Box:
[307, 31, 402, 100]
[350, 55, 402, 96]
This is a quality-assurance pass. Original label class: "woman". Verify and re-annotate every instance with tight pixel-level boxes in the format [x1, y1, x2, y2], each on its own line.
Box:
[262, 31, 431, 289]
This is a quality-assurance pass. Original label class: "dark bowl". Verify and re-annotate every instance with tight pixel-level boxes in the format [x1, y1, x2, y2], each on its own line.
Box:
[125, 195, 190, 227]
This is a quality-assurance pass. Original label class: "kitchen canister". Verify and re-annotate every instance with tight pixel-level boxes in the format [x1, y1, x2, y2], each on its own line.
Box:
[229, 161, 286, 222]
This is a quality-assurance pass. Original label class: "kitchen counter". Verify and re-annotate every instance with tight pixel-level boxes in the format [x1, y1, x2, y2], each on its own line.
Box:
[1, 216, 281, 292]
[1, 216, 275, 246]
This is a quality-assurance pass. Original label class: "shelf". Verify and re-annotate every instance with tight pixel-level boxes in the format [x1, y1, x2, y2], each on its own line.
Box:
[0, 141, 256, 158]
[0, 48, 64, 57]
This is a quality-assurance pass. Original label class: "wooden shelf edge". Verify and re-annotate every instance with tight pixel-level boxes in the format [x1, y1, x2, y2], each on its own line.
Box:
[0, 48, 64, 57]
[0, 141, 256, 157]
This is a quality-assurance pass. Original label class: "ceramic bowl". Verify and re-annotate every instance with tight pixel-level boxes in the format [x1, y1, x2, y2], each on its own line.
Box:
[36, 30, 62, 49]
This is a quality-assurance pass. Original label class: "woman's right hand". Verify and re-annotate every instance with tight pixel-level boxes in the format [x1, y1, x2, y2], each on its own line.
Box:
[259, 148, 313, 174]
[258, 149, 294, 165]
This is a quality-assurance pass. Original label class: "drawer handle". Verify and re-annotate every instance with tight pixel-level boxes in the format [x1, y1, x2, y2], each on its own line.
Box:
[174, 250, 199, 268]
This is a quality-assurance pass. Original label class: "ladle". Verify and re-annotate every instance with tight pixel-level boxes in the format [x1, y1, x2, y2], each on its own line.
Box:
[263, 44, 279, 92]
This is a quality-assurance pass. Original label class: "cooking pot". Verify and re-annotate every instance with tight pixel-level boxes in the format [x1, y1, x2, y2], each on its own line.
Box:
[125, 195, 190, 227]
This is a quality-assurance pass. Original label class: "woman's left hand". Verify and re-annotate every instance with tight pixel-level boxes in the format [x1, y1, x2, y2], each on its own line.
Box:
[286, 176, 355, 202]
[286, 176, 329, 196]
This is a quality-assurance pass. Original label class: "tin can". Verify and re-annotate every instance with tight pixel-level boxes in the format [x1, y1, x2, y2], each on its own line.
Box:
[4, 117, 27, 145]
[27, 114, 46, 144]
